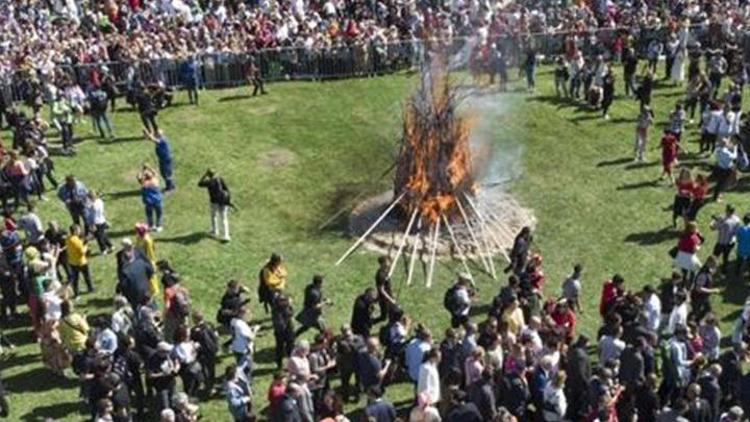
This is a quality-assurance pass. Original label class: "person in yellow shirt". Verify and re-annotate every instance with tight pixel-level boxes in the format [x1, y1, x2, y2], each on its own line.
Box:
[502, 296, 526, 337]
[65, 224, 93, 297]
[259, 253, 287, 313]
[135, 223, 159, 298]
[58, 300, 89, 354]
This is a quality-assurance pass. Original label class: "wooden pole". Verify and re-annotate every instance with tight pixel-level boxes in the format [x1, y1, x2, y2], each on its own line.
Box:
[406, 217, 423, 286]
[388, 209, 419, 279]
[425, 218, 441, 288]
[463, 194, 511, 263]
[457, 198, 496, 279]
[335, 192, 406, 266]
[455, 198, 491, 273]
[442, 214, 474, 286]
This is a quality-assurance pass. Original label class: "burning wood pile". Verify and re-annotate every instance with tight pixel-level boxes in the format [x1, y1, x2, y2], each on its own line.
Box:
[336, 63, 535, 287]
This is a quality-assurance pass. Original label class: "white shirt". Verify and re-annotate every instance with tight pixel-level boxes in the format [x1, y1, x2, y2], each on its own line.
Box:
[230, 318, 258, 354]
[173, 341, 199, 365]
[86, 198, 107, 225]
[599, 335, 625, 362]
[667, 303, 689, 335]
[417, 361, 440, 404]
[42, 291, 61, 321]
[645, 293, 662, 332]
[542, 384, 567, 421]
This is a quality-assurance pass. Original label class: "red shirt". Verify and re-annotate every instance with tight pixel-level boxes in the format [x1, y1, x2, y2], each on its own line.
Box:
[691, 181, 709, 201]
[676, 180, 693, 197]
[678, 232, 701, 253]
[599, 281, 620, 316]
[661, 134, 678, 161]
[267, 382, 286, 409]
[552, 309, 576, 339]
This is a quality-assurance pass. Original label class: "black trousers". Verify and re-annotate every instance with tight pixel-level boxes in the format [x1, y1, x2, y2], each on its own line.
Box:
[93, 223, 113, 252]
[140, 112, 159, 133]
[274, 330, 294, 369]
[0, 277, 16, 319]
[713, 167, 733, 201]
[69, 264, 93, 296]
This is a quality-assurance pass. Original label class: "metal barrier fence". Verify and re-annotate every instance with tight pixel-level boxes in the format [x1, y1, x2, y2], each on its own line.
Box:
[0, 26, 710, 106]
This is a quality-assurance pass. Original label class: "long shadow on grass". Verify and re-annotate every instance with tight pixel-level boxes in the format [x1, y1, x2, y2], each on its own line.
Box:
[6, 366, 77, 393]
[97, 135, 144, 145]
[219, 94, 254, 102]
[105, 189, 141, 200]
[597, 157, 632, 167]
[21, 401, 83, 421]
[156, 232, 212, 245]
[616, 180, 661, 190]
[624, 227, 675, 245]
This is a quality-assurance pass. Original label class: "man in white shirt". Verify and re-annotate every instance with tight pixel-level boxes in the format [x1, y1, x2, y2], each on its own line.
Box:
[599, 325, 626, 363]
[417, 348, 441, 405]
[230, 307, 260, 383]
[666, 291, 689, 336]
[642, 284, 662, 332]
[561, 264, 582, 313]
[17, 203, 44, 245]
[405, 327, 432, 384]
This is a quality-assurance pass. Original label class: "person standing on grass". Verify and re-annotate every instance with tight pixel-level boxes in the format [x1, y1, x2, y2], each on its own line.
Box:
[735, 214, 750, 278]
[84, 191, 113, 255]
[374, 256, 396, 323]
[180, 55, 200, 106]
[144, 129, 175, 193]
[198, 169, 231, 242]
[137, 165, 163, 231]
[134, 223, 159, 299]
[687, 174, 709, 221]
[638, 70, 655, 110]
[634, 106, 654, 163]
[561, 264, 582, 313]
[246, 58, 267, 97]
[661, 131, 681, 183]
[672, 168, 693, 228]
[674, 221, 703, 283]
[713, 137, 737, 202]
[710, 204, 740, 273]
[230, 307, 260, 382]
[601, 66, 615, 120]
[51, 93, 75, 155]
[259, 253, 287, 314]
[65, 224, 93, 297]
[88, 84, 113, 139]
[58, 175, 89, 229]
[523, 46, 537, 93]
[136, 83, 159, 133]
[295, 274, 328, 338]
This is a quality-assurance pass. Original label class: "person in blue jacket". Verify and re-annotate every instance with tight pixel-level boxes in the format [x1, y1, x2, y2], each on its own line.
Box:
[144, 129, 174, 192]
[180, 55, 200, 106]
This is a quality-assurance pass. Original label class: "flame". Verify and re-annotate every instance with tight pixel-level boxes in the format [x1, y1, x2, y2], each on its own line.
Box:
[394, 62, 475, 226]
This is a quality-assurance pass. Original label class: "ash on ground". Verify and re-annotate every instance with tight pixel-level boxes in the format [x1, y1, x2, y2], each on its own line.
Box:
[349, 184, 536, 261]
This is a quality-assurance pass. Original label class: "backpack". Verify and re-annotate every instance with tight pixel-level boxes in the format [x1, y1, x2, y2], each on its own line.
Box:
[193, 324, 219, 357]
[443, 285, 461, 314]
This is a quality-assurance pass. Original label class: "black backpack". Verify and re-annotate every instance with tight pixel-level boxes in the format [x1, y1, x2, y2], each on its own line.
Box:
[443, 285, 460, 314]
[193, 324, 219, 357]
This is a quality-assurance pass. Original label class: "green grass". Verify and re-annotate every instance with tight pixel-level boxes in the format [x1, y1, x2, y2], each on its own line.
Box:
[3, 67, 748, 420]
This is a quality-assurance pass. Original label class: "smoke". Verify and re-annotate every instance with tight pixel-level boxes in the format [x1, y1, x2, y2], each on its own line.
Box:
[459, 87, 524, 188]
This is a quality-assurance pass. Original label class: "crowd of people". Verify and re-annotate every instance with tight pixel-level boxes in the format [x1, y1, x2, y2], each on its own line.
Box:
[3, 0, 750, 421]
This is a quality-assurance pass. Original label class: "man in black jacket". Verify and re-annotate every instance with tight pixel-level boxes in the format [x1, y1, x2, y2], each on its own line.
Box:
[198, 169, 232, 242]
[566, 335, 592, 420]
[697, 364, 722, 422]
[468, 370, 496, 421]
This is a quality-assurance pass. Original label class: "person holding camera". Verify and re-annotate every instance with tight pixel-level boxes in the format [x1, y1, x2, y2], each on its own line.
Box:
[137, 165, 163, 232]
[198, 169, 231, 242]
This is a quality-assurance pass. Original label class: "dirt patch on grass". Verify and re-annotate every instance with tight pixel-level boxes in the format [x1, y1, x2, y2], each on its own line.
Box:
[256, 148, 298, 169]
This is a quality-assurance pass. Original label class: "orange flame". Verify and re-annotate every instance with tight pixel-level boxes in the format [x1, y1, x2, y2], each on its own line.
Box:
[394, 64, 475, 226]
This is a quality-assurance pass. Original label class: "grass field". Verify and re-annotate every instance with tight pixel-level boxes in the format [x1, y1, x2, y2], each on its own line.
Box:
[3, 66, 750, 421]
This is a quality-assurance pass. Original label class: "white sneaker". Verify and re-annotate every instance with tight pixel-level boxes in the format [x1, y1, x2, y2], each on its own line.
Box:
[155, 226, 163, 233]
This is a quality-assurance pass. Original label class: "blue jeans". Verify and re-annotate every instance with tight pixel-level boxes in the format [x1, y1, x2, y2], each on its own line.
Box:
[145, 202, 163, 228]
[92, 113, 113, 138]
[159, 161, 175, 191]
[234, 352, 253, 386]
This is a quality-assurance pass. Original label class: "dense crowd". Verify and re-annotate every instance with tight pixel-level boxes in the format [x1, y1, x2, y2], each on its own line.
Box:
[4, 0, 750, 422]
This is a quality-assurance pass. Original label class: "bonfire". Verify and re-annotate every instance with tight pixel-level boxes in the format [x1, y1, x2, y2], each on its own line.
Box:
[335, 61, 533, 287]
